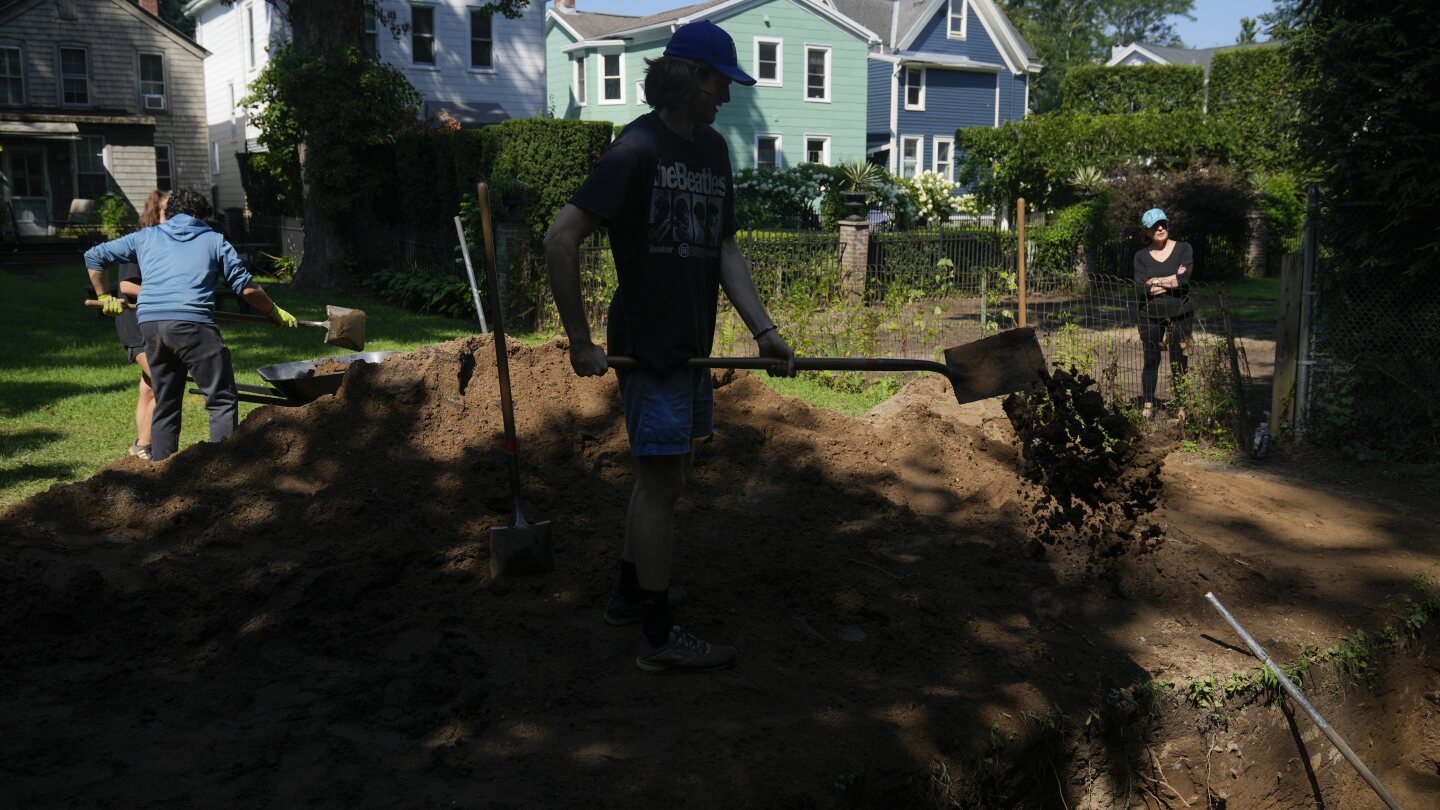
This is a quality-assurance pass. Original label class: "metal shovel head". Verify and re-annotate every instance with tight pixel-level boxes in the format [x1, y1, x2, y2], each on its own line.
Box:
[942, 327, 1049, 404]
[324, 305, 366, 351]
[489, 520, 554, 577]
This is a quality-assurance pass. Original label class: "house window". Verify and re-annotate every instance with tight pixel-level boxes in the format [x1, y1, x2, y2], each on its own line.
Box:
[900, 135, 922, 178]
[411, 5, 435, 65]
[933, 137, 954, 181]
[804, 46, 830, 102]
[948, 0, 968, 39]
[139, 53, 166, 110]
[756, 133, 781, 169]
[245, 5, 257, 68]
[600, 52, 623, 104]
[804, 136, 830, 166]
[470, 10, 493, 69]
[60, 47, 89, 106]
[905, 67, 924, 110]
[754, 38, 781, 86]
[76, 135, 107, 198]
[364, 10, 378, 57]
[573, 56, 586, 104]
[212, 141, 220, 173]
[0, 47, 22, 105]
[10, 149, 45, 197]
[155, 144, 173, 192]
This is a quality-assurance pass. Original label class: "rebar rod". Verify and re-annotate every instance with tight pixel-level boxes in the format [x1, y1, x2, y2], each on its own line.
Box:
[1204, 592, 1404, 810]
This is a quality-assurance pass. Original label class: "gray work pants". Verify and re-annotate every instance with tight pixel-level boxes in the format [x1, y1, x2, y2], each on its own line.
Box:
[140, 320, 238, 462]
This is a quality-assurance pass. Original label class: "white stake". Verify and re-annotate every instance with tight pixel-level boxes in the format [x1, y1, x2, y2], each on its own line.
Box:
[455, 215, 489, 334]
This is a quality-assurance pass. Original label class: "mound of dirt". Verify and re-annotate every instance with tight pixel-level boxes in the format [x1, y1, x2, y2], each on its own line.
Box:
[8, 336, 1425, 807]
[1004, 367, 1169, 563]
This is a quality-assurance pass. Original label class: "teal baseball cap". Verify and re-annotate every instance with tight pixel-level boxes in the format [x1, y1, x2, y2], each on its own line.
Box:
[1141, 208, 1169, 229]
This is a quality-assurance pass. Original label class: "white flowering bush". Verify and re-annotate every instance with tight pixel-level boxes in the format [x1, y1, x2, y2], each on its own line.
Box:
[734, 165, 835, 228]
[898, 171, 960, 225]
[868, 173, 918, 229]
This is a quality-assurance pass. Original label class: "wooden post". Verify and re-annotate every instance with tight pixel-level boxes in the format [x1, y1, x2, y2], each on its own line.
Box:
[1016, 197, 1027, 327]
[1270, 253, 1304, 431]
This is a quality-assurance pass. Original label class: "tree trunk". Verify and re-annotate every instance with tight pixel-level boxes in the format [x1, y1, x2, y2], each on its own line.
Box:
[284, 0, 363, 290]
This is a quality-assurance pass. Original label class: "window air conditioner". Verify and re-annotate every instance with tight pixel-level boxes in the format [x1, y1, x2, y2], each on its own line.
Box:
[142, 94, 166, 110]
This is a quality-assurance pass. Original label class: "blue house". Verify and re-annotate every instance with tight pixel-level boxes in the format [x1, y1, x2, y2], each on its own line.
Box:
[832, 0, 1039, 180]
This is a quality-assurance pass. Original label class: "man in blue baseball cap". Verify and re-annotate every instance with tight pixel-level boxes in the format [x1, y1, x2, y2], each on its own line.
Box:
[545, 20, 791, 673]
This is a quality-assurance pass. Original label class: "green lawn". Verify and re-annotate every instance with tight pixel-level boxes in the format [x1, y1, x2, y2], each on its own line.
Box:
[1, 264, 894, 510]
[1217, 276, 1282, 322]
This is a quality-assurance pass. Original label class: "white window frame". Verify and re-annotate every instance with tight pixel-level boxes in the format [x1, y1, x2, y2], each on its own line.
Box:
[932, 137, 954, 182]
[803, 135, 831, 166]
[573, 55, 587, 105]
[59, 45, 90, 107]
[599, 50, 625, 105]
[75, 134, 107, 198]
[635, 80, 647, 106]
[364, 10, 379, 57]
[753, 37, 782, 87]
[755, 132, 782, 170]
[469, 8, 494, 72]
[904, 67, 925, 111]
[244, 4, 257, 70]
[138, 52, 166, 111]
[900, 135, 922, 178]
[212, 141, 221, 173]
[155, 143, 173, 191]
[0, 46, 23, 106]
[948, 0, 968, 40]
[803, 45, 831, 103]
[410, 4, 437, 67]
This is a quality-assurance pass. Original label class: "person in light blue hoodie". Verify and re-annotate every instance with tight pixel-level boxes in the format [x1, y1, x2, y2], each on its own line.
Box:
[84, 188, 298, 462]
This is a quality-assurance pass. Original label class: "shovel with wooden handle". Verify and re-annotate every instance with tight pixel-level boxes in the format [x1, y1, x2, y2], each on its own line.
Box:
[85, 300, 366, 351]
[609, 328, 1049, 405]
[476, 182, 553, 578]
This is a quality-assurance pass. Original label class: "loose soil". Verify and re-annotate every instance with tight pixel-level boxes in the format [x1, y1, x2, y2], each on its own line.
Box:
[3, 336, 1437, 808]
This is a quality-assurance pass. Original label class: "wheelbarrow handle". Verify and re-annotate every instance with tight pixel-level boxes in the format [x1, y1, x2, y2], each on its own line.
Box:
[85, 299, 324, 329]
[607, 355, 956, 378]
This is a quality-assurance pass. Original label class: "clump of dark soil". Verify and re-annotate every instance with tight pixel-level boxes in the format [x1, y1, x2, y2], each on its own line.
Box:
[1004, 366, 1168, 562]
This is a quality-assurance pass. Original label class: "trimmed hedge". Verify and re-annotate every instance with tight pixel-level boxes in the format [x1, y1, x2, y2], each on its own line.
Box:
[1208, 45, 1298, 174]
[1061, 64, 1205, 115]
[487, 118, 615, 242]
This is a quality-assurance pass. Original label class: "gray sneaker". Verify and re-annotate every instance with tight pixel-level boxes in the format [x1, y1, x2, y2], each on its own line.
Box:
[604, 584, 689, 626]
[635, 625, 736, 673]
[128, 442, 152, 461]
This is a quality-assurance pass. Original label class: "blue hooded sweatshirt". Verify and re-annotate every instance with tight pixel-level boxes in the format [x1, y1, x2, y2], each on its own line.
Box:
[83, 214, 254, 325]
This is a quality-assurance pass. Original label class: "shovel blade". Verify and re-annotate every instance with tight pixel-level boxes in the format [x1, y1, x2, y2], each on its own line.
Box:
[324, 305, 366, 351]
[943, 327, 1049, 404]
[489, 521, 554, 577]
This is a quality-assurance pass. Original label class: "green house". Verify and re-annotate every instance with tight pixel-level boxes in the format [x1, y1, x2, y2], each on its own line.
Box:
[546, 0, 878, 170]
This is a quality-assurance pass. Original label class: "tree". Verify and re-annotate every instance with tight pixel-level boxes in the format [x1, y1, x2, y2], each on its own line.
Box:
[1100, 0, 1193, 48]
[1236, 16, 1259, 43]
[244, 0, 531, 288]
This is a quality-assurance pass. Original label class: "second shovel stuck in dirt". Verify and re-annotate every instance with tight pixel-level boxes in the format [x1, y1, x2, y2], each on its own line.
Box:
[476, 182, 553, 577]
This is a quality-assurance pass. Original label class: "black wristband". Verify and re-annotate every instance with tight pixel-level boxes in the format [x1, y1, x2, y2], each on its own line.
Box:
[752, 324, 777, 340]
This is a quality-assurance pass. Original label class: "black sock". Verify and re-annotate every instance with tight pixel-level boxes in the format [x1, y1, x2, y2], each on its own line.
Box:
[640, 588, 672, 647]
[616, 559, 639, 599]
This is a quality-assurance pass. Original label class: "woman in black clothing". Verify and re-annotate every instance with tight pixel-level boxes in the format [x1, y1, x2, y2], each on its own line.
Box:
[1133, 208, 1193, 420]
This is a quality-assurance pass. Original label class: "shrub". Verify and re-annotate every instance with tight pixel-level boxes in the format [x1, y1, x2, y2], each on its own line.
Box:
[734, 165, 834, 229]
[237, 152, 300, 217]
[899, 171, 960, 225]
[1028, 196, 1108, 280]
[1103, 164, 1254, 280]
[484, 118, 615, 242]
[97, 192, 136, 240]
[1208, 45, 1298, 174]
[1061, 64, 1205, 115]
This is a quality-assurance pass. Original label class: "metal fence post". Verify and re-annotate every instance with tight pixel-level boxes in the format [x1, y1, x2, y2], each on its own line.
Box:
[1016, 197, 1027, 328]
[1294, 185, 1319, 438]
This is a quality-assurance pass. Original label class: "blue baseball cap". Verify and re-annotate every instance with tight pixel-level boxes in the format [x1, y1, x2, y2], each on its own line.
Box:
[1141, 208, 1169, 229]
[664, 21, 756, 86]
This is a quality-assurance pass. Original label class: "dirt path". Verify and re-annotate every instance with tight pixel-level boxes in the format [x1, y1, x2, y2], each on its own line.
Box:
[2, 337, 1434, 808]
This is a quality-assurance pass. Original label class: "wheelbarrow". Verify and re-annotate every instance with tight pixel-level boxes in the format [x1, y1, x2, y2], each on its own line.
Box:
[188, 351, 400, 406]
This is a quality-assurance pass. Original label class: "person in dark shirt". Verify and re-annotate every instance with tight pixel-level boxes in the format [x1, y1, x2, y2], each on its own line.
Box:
[545, 21, 794, 673]
[1132, 208, 1194, 420]
[112, 189, 169, 460]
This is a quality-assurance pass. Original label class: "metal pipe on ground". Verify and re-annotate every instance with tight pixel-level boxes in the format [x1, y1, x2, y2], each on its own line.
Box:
[1204, 591, 1405, 810]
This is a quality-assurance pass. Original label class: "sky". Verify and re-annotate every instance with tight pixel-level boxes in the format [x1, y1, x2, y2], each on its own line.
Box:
[565, 0, 1280, 50]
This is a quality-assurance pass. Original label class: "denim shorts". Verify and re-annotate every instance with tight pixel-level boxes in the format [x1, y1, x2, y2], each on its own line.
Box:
[616, 365, 714, 456]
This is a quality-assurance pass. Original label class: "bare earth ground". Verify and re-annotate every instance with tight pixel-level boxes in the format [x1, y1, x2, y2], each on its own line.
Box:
[2, 336, 1436, 808]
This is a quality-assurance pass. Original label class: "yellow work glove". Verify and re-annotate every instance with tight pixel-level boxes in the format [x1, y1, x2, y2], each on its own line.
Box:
[97, 293, 125, 317]
[269, 305, 298, 328]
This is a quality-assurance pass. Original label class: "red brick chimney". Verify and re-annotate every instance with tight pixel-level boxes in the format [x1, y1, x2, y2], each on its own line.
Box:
[138, 0, 159, 15]
[553, 0, 576, 12]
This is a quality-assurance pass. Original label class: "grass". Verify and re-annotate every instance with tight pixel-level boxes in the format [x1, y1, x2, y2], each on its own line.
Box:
[1216, 276, 1282, 322]
[1, 264, 898, 509]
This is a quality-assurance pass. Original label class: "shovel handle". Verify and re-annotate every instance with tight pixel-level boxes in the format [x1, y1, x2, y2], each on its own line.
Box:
[607, 355, 956, 377]
[84, 299, 324, 329]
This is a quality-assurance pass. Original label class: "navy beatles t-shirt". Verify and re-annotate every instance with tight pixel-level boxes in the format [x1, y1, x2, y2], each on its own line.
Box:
[569, 112, 738, 371]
